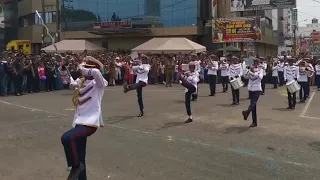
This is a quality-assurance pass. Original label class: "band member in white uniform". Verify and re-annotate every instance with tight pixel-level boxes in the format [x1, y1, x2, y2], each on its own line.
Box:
[229, 56, 243, 105]
[61, 56, 108, 180]
[192, 54, 201, 101]
[242, 58, 263, 127]
[259, 58, 267, 95]
[271, 59, 279, 89]
[277, 58, 285, 86]
[207, 55, 219, 96]
[284, 58, 299, 109]
[306, 58, 314, 98]
[297, 60, 311, 103]
[220, 57, 229, 92]
[315, 59, 320, 91]
[123, 59, 150, 117]
[180, 62, 200, 123]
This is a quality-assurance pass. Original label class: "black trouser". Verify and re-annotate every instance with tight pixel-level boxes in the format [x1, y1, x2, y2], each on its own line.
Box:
[231, 85, 240, 103]
[298, 81, 308, 101]
[33, 76, 40, 92]
[287, 89, 296, 108]
[221, 76, 229, 91]
[61, 125, 97, 180]
[181, 78, 196, 116]
[248, 91, 261, 124]
[45, 75, 55, 91]
[129, 81, 147, 112]
[278, 71, 284, 86]
[208, 75, 217, 95]
[272, 76, 278, 88]
[307, 77, 311, 97]
[27, 74, 34, 92]
[261, 76, 266, 93]
[14, 74, 22, 95]
[242, 77, 248, 87]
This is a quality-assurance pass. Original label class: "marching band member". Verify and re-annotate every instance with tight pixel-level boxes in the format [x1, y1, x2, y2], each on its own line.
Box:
[220, 57, 229, 92]
[123, 58, 150, 117]
[229, 56, 243, 105]
[241, 58, 248, 87]
[315, 59, 320, 91]
[180, 62, 200, 123]
[284, 58, 299, 109]
[192, 54, 201, 101]
[305, 58, 314, 98]
[277, 58, 285, 86]
[259, 57, 267, 95]
[61, 56, 108, 180]
[297, 60, 309, 103]
[207, 55, 219, 96]
[242, 58, 263, 127]
[271, 58, 279, 89]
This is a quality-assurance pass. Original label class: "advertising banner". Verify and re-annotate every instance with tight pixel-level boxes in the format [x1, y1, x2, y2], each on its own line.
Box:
[311, 31, 320, 44]
[230, 0, 296, 12]
[212, 17, 262, 43]
[93, 21, 132, 29]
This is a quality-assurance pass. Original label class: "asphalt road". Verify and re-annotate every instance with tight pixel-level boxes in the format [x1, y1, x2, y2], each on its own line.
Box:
[0, 84, 320, 180]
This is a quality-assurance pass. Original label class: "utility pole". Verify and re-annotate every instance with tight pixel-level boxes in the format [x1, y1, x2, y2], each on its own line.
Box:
[56, 0, 60, 42]
[41, 0, 55, 46]
[293, 25, 297, 56]
[41, 0, 46, 47]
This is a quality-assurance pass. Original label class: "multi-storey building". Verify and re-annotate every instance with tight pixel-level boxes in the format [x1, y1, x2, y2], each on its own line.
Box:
[4, 0, 279, 55]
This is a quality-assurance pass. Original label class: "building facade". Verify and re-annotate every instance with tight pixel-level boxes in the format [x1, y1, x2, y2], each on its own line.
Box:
[277, 8, 297, 55]
[10, 0, 279, 55]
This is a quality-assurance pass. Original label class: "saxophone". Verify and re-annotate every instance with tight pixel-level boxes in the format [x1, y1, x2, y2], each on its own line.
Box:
[72, 77, 86, 107]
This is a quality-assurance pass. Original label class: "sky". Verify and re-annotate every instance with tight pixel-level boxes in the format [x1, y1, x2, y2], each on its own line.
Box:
[297, 0, 320, 26]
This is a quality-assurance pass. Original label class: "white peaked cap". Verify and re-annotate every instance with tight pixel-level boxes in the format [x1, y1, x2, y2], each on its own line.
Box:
[84, 56, 104, 71]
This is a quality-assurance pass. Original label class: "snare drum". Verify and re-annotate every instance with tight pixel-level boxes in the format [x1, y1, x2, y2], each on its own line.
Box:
[286, 80, 300, 93]
[230, 78, 244, 90]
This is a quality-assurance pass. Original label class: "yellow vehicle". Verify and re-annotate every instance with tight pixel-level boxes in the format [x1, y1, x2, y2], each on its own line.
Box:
[6, 40, 31, 54]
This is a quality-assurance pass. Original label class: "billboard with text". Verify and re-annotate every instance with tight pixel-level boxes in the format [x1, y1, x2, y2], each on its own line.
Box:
[230, 0, 296, 12]
[212, 17, 261, 43]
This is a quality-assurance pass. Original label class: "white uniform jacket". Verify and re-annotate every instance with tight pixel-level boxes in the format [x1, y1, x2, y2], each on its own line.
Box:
[71, 68, 108, 128]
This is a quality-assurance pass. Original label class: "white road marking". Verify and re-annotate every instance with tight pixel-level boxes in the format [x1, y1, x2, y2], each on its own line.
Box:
[300, 91, 316, 118]
[300, 115, 320, 120]
[0, 100, 68, 116]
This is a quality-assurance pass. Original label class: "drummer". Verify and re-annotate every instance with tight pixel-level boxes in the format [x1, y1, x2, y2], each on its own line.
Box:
[284, 58, 299, 109]
[241, 58, 263, 127]
[228, 56, 243, 105]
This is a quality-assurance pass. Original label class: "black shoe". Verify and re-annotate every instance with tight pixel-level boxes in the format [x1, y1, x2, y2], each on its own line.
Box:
[242, 110, 249, 120]
[300, 100, 306, 103]
[185, 118, 193, 123]
[231, 102, 236, 105]
[236, 102, 239, 105]
[287, 107, 293, 109]
[249, 123, 257, 127]
[138, 112, 144, 117]
[247, 97, 250, 99]
[67, 163, 84, 180]
[261, 93, 265, 95]
[209, 94, 214, 96]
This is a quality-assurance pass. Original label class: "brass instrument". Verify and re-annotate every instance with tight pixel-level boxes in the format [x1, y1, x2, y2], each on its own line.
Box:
[72, 77, 86, 107]
[299, 61, 314, 77]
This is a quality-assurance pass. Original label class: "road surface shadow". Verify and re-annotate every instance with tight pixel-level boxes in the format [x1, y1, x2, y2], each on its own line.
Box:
[309, 142, 320, 152]
[160, 121, 186, 129]
[272, 107, 291, 111]
[105, 115, 136, 124]
[224, 126, 250, 134]
[216, 104, 233, 107]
